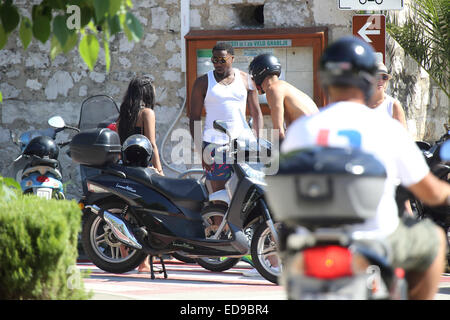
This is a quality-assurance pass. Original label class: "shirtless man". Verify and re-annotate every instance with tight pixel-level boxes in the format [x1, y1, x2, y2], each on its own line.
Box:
[249, 53, 319, 140]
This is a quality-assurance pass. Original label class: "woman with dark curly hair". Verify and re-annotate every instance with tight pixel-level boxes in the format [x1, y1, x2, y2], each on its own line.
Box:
[116, 75, 164, 175]
[116, 76, 164, 273]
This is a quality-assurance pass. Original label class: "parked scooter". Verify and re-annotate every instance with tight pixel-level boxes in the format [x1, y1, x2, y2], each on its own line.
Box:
[265, 147, 408, 299]
[72, 95, 203, 266]
[74, 120, 281, 283]
[397, 125, 450, 266]
[183, 118, 272, 274]
[12, 116, 79, 199]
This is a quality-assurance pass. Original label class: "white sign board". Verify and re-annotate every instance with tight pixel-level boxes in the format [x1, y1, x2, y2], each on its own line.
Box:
[339, 0, 404, 10]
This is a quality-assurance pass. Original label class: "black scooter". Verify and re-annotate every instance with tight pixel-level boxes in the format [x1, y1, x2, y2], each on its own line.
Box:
[398, 125, 450, 266]
[74, 120, 281, 282]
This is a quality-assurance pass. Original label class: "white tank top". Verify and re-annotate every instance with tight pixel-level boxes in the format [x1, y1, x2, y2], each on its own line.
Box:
[375, 94, 395, 117]
[203, 68, 248, 144]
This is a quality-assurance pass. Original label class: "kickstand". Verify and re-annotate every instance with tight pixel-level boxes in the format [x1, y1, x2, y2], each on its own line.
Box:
[149, 255, 168, 280]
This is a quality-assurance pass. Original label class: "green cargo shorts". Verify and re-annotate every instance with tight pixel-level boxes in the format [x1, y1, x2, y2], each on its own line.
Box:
[387, 217, 440, 273]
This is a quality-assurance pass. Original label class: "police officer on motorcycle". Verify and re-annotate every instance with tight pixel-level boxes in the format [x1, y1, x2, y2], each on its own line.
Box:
[280, 36, 450, 299]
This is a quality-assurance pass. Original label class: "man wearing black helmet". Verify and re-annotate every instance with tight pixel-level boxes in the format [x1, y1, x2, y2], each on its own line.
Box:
[281, 36, 449, 299]
[249, 53, 319, 141]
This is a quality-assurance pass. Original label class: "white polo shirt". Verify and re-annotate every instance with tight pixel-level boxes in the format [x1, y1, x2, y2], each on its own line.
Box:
[282, 101, 430, 238]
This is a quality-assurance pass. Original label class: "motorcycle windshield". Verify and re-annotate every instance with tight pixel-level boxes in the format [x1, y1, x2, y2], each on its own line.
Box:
[78, 95, 119, 131]
[19, 128, 56, 152]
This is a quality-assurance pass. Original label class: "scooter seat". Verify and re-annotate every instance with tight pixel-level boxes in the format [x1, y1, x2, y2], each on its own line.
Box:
[151, 174, 208, 202]
[113, 165, 207, 203]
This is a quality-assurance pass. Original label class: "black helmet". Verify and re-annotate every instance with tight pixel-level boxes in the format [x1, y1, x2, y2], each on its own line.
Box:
[23, 136, 59, 159]
[319, 36, 377, 102]
[249, 54, 282, 87]
[122, 134, 153, 167]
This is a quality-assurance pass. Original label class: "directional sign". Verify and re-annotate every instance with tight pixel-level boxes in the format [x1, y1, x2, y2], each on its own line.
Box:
[339, 0, 404, 10]
[352, 15, 386, 63]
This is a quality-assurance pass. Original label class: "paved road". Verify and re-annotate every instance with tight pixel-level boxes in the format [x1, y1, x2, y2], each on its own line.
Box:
[79, 259, 285, 300]
[78, 259, 450, 300]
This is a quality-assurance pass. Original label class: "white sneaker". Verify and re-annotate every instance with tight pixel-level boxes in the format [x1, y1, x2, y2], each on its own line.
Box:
[242, 268, 261, 277]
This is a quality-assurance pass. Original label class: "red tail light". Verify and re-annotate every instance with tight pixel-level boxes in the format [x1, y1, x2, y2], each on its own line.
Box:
[303, 245, 353, 279]
[37, 176, 50, 183]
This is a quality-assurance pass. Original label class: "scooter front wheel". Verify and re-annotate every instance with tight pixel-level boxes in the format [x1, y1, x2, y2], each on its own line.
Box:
[195, 204, 240, 272]
[251, 222, 283, 284]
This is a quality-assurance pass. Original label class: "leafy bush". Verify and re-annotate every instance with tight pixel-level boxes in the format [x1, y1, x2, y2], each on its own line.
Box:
[0, 177, 91, 299]
[0, 176, 20, 201]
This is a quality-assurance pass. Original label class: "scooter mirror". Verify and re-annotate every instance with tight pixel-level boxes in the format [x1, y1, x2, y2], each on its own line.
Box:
[439, 140, 450, 161]
[48, 116, 65, 129]
[11, 131, 20, 146]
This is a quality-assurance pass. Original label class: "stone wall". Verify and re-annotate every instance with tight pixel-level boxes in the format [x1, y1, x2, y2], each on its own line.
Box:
[0, 0, 448, 200]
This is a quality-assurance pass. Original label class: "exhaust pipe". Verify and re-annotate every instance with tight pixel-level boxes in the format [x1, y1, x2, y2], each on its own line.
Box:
[86, 204, 142, 250]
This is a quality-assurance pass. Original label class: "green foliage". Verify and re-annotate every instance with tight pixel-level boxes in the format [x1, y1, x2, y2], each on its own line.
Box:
[0, 175, 21, 201]
[0, 184, 91, 299]
[124, 11, 142, 41]
[0, 22, 6, 48]
[386, 0, 449, 97]
[79, 33, 99, 71]
[0, 1, 20, 33]
[19, 16, 32, 50]
[53, 15, 70, 47]
[0, 0, 144, 72]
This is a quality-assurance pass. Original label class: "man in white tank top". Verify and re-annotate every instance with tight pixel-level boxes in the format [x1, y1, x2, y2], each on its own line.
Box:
[189, 42, 263, 193]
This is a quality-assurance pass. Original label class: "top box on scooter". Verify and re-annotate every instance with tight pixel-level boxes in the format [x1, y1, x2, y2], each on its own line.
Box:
[265, 147, 387, 228]
[70, 128, 121, 166]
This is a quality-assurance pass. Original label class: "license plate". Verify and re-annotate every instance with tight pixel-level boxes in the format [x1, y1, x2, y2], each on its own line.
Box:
[36, 188, 52, 199]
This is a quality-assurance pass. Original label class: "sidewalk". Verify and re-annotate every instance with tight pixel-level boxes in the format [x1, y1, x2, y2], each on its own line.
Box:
[79, 259, 450, 300]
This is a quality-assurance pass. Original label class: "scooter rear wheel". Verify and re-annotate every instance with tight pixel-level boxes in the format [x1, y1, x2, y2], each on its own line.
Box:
[195, 204, 240, 272]
[81, 200, 147, 274]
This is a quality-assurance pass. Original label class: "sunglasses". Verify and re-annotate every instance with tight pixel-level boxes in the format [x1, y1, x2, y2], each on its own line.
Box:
[211, 55, 232, 64]
[377, 74, 390, 81]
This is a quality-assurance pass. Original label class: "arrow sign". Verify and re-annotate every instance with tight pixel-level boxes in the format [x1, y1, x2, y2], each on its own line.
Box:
[352, 15, 386, 63]
[357, 22, 380, 43]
